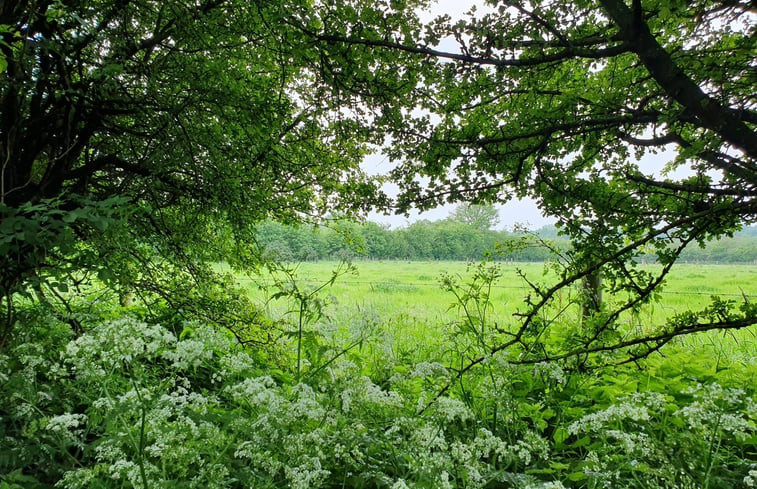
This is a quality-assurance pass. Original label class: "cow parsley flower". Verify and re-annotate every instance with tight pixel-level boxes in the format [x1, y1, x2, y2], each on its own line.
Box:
[340, 375, 401, 413]
[744, 469, 757, 487]
[283, 457, 330, 489]
[227, 376, 279, 407]
[568, 396, 654, 435]
[433, 396, 472, 424]
[409, 361, 449, 379]
[46, 413, 87, 434]
[533, 361, 566, 385]
[162, 338, 212, 370]
[0, 354, 9, 383]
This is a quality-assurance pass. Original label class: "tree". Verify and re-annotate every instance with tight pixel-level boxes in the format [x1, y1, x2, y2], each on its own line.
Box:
[448, 202, 500, 231]
[302, 0, 757, 366]
[0, 0, 380, 344]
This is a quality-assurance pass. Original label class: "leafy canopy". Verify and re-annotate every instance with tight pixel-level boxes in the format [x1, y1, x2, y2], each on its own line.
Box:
[0, 0, 387, 338]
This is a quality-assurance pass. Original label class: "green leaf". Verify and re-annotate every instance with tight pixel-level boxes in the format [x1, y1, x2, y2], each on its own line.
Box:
[553, 427, 569, 445]
[571, 436, 591, 448]
[567, 471, 587, 482]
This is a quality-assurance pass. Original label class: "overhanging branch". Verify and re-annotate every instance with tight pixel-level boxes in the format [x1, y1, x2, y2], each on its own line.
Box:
[599, 0, 757, 160]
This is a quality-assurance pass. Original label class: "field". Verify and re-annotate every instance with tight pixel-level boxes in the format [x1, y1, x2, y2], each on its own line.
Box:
[235, 260, 757, 361]
[244, 260, 757, 315]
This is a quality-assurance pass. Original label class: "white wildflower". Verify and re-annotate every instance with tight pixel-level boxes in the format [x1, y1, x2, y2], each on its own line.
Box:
[411, 423, 448, 452]
[219, 351, 255, 376]
[391, 479, 411, 489]
[162, 338, 211, 370]
[744, 469, 757, 487]
[409, 361, 449, 379]
[533, 361, 566, 385]
[569, 399, 652, 435]
[46, 413, 87, 435]
[0, 354, 10, 383]
[603, 430, 653, 457]
[13, 402, 34, 418]
[525, 482, 567, 489]
[437, 471, 454, 489]
[283, 457, 330, 489]
[288, 383, 325, 420]
[62, 318, 175, 377]
[471, 427, 510, 460]
[434, 396, 472, 424]
[227, 376, 279, 406]
[340, 375, 402, 413]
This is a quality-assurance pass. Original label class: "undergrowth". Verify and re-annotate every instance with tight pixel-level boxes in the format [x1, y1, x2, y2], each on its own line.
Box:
[1, 265, 755, 489]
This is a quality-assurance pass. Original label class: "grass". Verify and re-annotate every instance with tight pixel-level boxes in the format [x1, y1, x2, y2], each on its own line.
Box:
[230, 260, 757, 367]
[239, 260, 756, 317]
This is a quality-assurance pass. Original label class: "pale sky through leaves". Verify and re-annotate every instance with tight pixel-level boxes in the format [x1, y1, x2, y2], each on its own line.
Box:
[364, 0, 550, 230]
[364, 0, 682, 230]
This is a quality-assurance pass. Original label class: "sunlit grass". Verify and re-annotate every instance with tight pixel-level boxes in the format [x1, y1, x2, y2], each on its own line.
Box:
[231, 260, 757, 366]
[240, 260, 756, 317]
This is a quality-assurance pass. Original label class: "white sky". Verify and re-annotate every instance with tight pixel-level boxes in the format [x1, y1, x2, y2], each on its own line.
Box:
[365, 0, 548, 230]
[363, 0, 681, 231]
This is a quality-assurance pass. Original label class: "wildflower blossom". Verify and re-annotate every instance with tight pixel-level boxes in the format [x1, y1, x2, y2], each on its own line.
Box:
[433, 396, 473, 424]
[744, 469, 757, 487]
[340, 375, 402, 413]
[162, 338, 212, 370]
[46, 413, 87, 437]
[533, 361, 566, 385]
[0, 354, 9, 383]
[283, 456, 330, 489]
[226, 376, 279, 407]
[409, 361, 449, 379]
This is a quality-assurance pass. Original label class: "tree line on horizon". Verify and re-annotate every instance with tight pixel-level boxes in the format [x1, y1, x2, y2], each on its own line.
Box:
[255, 219, 757, 264]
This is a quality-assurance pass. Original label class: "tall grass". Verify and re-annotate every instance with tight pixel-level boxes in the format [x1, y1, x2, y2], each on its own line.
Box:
[235, 261, 757, 360]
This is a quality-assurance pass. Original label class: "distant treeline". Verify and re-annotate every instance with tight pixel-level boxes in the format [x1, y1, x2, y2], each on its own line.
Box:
[255, 220, 757, 263]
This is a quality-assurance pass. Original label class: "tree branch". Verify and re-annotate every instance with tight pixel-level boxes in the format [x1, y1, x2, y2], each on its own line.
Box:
[313, 33, 629, 68]
[599, 0, 757, 160]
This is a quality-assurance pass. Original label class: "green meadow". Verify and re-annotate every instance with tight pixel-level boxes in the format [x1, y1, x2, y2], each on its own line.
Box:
[236, 260, 757, 370]
[240, 260, 756, 326]
[247, 260, 757, 312]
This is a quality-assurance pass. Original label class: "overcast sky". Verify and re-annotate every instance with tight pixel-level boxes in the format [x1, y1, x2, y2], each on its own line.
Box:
[363, 0, 682, 230]
[364, 0, 547, 230]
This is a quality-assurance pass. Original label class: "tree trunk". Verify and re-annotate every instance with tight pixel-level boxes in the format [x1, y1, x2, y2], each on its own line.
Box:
[581, 269, 602, 323]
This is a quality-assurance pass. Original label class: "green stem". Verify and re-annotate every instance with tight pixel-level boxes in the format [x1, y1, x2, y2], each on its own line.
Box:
[296, 299, 305, 382]
[702, 415, 722, 489]
[129, 375, 150, 489]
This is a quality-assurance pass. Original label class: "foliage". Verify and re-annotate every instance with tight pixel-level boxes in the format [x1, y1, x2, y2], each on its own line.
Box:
[254, 219, 564, 262]
[1, 286, 755, 489]
[253, 219, 757, 263]
[0, 0, 384, 340]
